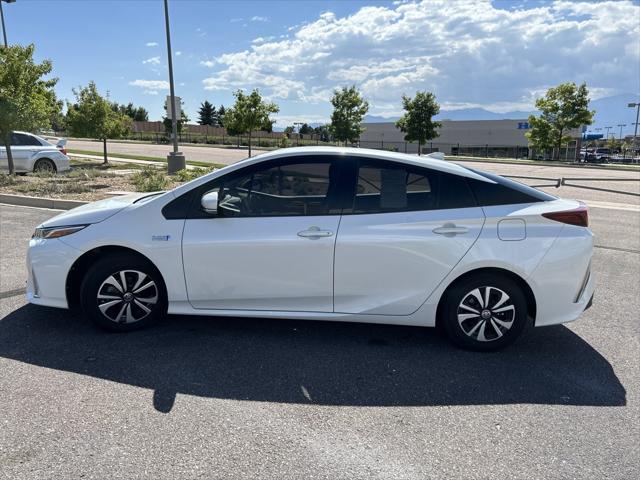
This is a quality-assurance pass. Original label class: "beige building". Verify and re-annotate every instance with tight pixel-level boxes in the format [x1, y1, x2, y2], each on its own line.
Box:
[359, 119, 581, 158]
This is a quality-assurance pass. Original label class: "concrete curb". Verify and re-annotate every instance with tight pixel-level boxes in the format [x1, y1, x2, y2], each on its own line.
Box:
[0, 193, 87, 210]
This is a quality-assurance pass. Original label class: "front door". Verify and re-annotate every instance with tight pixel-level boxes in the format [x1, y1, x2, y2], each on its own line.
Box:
[182, 156, 344, 312]
[334, 158, 485, 315]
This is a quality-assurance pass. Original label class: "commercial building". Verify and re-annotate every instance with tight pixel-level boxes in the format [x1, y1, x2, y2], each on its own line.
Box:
[359, 119, 581, 158]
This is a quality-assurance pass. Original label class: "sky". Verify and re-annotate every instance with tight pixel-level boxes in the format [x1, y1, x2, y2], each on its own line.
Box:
[3, 0, 640, 130]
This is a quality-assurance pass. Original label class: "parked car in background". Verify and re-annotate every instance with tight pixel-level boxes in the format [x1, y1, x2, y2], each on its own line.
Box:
[26, 147, 595, 351]
[0, 131, 70, 174]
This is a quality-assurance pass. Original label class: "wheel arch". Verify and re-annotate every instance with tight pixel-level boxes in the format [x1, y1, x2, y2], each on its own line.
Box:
[33, 157, 57, 173]
[66, 245, 167, 309]
[435, 267, 537, 329]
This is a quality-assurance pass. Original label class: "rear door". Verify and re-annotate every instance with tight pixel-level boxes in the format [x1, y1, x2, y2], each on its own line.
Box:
[334, 158, 485, 315]
[9, 133, 41, 171]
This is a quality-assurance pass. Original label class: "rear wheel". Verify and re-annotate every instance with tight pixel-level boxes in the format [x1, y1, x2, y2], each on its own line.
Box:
[80, 254, 167, 331]
[441, 273, 529, 351]
[33, 158, 57, 174]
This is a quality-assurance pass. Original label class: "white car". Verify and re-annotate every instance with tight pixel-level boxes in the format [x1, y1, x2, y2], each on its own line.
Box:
[0, 131, 70, 173]
[26, 147, 595, 350]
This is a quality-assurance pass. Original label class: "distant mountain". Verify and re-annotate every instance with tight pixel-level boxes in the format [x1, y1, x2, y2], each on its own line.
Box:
[363, 93, 640, 136]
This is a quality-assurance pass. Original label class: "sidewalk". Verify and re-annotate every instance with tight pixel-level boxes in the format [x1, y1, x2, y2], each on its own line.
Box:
[69, 153, 200, 170]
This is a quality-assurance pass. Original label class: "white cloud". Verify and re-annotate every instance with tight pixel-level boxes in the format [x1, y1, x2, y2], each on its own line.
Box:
[200, 60, 216, 68]
[175, 51, 182, 56]
[200, 0, 640, 114]
[251, 16, 269, 22]
[143, 56, 161, 65]
[130, 79, 169, 95]
[145, 42, 158, 47]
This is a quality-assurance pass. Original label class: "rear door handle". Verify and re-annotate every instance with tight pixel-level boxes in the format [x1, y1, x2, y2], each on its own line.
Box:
[433, 224, 469, 236]
[297, 226, 334, 239]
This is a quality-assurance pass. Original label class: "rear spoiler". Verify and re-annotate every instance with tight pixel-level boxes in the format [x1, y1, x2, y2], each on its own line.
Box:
[56, 138, 68, 148]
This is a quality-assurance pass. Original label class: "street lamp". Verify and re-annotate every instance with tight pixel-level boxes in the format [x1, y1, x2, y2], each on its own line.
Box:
[0, 0, 16, 48]
[629, 102, 640, 143]
[617, 124, 626, 141]
[604, 126, 613, 139]
[163, 0, 185, 173]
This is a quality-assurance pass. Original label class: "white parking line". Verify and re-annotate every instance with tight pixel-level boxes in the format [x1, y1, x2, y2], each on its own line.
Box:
[585, 200, 640, 212]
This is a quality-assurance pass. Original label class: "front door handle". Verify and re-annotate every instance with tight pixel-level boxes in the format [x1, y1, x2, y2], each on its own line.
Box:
[297, 226, 334, 239]
[433, 224, 469, 236]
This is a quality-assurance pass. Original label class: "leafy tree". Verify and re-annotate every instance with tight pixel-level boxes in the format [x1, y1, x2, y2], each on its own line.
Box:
[284, 126, 295, 137]
[329, 85, 369, 145]
[162, 98, 189, 136]
[299, 123, 312, 136]
[218, 105, 226, 127]
[198, 100, 217, 126]
[395, 91, 441, 156]
[66, 82, 132, 164]
[0, 44, 58, 174]
[526, 82, 594, 160]
[111, 102, 149, 122]
[223, 89, 279, 157]
[313, 124, 330, 142]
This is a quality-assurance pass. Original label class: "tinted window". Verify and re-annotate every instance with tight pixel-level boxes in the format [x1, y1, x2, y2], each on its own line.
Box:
[466, 168, 556, 206]
[202, 158, 339, 217]
[11, 133, 42, 146]
[351, 160, 476, 214]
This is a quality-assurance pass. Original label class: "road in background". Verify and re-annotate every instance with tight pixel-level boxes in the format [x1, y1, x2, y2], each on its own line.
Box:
[0, 203, 638, 479]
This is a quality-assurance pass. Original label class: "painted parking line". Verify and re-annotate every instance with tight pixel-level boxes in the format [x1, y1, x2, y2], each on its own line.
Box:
[585, 200, 640, 212]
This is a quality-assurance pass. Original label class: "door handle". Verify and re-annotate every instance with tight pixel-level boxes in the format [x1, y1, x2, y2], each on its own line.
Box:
[433, 224, 469, 236]
[297, 226, 334, 238]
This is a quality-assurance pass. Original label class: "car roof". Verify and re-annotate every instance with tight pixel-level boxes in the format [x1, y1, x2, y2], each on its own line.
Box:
[236, 146, 493, 182]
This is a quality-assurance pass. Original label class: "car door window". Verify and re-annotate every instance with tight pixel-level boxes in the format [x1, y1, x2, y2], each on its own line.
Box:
[201, 157, 340, 217]
[11, 133, 42, 146]
[351, 160, 476, 213]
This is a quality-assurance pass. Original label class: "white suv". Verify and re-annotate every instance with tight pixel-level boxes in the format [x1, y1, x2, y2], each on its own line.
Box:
[0, 131, 70, 173]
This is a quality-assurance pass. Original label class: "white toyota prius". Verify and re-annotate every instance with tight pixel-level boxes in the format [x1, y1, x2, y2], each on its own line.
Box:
[26, 147, 595, 350]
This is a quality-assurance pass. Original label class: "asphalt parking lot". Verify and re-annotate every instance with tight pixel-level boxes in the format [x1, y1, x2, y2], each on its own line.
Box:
[1, 184, 639, 478]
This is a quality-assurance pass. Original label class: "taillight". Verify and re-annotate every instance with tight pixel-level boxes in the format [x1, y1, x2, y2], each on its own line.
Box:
[59, 147, 67, 155]
[542, 204, 589, 227]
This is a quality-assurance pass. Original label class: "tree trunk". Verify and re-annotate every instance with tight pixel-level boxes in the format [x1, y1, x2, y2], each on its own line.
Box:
[248, 131, 252, 158]
[4, 134, 15, 175]
[418, 140, 422, 156]
[102, 138, 108, 165]
[555, 129, 563, 161]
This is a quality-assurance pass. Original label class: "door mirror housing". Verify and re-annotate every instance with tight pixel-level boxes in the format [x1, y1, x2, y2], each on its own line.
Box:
[201, 191, 219, 214]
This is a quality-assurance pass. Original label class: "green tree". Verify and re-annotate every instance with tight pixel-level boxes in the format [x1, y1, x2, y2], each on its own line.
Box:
[395, 91, 441, 156]
[66, 82, 132, 164]
[198, 100, 216, 126]
[284, 125, 295, 137]
[111, 102, 149, 122]
[299, 123, 312, 136]
[218, 105, 226, 127]
[329, 85, 369, 145]
[223, 89, 279, 157]
[313, 124, 330, 142]
[526, 82, 594, 160]
[0, 44, 58, 174]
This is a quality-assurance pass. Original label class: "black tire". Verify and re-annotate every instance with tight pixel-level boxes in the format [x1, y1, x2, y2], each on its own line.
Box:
[80, 253, 167, 332]
[33, 158, 57, 173]
[441, 273, 530, 351]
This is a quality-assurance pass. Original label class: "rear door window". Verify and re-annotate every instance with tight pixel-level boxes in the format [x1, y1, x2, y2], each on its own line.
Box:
[11, 133, 43, 146]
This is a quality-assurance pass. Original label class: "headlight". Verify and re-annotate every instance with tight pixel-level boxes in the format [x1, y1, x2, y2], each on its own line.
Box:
[32, 225, 88, 239]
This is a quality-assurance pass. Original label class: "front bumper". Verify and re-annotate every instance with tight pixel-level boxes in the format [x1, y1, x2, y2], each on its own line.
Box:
[26, 237, 81, 309]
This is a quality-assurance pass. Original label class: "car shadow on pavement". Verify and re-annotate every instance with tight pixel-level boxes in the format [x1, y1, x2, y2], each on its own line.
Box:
[0, 305, 626, 413]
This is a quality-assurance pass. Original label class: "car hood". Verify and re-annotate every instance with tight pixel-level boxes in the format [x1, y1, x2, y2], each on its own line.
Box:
[39, 192, 158, 228]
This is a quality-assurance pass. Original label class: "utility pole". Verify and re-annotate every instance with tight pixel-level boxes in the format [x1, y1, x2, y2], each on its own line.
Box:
[604, 126, 612, 140]
[617, 124, 626, 141]
[163, 0, 185, 173]
[1, 0, 16, 48]
[629, 102, 640, 144]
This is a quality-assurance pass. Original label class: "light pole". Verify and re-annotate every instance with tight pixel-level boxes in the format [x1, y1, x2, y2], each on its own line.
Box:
[163, 0, 185, 173]
[617, 124, 626, 141]
[604, 126, 612, 140]
[1, 0, 16, 48]
[629, 102, 640, 144]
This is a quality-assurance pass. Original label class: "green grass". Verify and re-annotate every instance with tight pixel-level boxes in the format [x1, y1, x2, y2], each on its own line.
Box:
[130, 167, 171, 192]
[67, 149, 224, 169]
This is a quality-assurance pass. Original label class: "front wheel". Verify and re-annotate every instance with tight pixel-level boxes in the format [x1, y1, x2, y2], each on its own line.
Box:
[441, 274, 530, 351]
[80, 254, 167, 331]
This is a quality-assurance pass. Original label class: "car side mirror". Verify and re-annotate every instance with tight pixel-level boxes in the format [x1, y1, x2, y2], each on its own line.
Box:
[201, 191, 219, 214]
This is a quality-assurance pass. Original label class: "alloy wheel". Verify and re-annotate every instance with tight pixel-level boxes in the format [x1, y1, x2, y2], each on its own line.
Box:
[96, 270, 158, 324]
[457, 286, 516, 342]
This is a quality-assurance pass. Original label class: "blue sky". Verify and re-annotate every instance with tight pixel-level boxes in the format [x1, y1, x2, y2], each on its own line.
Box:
[4, 0, 640, 130]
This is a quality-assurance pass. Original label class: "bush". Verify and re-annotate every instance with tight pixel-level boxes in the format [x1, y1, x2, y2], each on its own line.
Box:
[14, 179, 91, 195]
[67, 168, 115, 180]
[173, 167, 214, 183]
[0, 173, 18, 186]
[131, 167, 170, 192]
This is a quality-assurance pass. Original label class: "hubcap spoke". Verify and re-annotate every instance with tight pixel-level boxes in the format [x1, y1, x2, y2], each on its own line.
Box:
[459, 304, 480, 314]
[103, 275, 124, 293]
[133, 281, 155, 294]
[493, 304, 515, 314]
[489, 318, 504, 338]
[98, 299, 122, 313]
[131, 272, 147, 292]
[469, 288, 485, 309]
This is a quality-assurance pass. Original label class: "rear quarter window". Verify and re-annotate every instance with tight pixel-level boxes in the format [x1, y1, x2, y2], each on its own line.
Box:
[466, 169, 556, 206]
